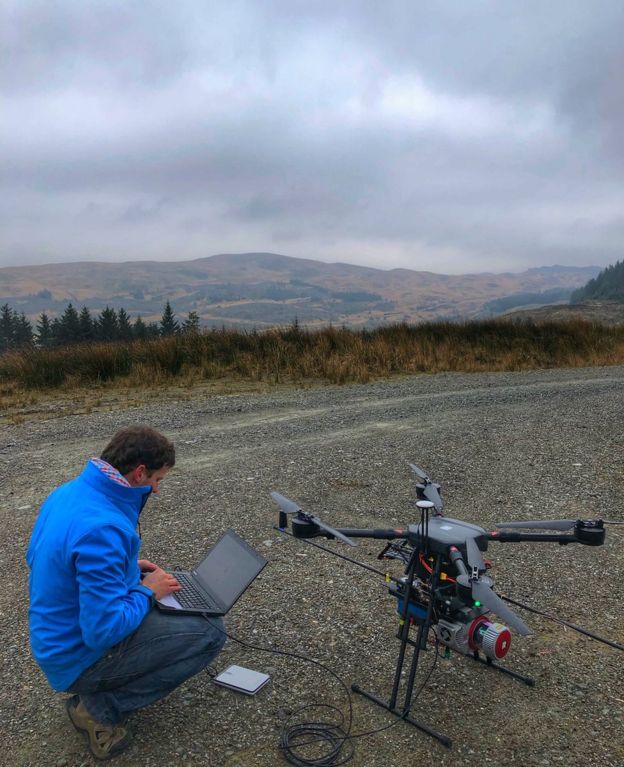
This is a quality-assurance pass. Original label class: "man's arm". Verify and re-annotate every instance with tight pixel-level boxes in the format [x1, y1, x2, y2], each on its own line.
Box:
[74, 527, 172, 653]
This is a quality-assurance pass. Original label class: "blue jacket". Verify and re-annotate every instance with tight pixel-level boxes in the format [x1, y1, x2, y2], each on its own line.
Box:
[26, 460, 155, 691]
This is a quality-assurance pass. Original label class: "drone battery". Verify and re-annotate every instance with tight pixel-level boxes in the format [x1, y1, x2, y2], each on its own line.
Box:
[395, 595, 428, 622]
[389, 579, 428, 622]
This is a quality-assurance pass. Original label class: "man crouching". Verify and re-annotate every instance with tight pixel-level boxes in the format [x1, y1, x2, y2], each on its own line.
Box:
[26, 425, 225, 760]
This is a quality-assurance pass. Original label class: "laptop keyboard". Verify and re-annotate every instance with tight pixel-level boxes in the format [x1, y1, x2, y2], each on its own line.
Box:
[173, 572, 218, 610]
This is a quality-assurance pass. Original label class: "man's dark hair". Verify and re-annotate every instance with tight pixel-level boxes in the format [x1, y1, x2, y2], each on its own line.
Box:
[100, 426, 175, 476]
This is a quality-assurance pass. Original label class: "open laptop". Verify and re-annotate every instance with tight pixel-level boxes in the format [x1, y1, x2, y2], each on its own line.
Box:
[156, 528, 267, 616]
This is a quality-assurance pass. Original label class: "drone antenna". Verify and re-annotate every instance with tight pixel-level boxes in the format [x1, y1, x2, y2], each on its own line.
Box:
[416, 500, 434, 554]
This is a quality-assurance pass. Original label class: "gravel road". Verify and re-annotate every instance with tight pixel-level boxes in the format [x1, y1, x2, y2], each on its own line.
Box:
[1, 366, 623, 767]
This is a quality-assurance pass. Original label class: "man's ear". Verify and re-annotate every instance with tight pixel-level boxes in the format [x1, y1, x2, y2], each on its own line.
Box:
[125, 464, 148, 486]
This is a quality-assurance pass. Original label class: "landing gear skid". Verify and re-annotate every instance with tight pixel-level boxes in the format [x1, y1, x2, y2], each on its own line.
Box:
[468, 649, 535, 686]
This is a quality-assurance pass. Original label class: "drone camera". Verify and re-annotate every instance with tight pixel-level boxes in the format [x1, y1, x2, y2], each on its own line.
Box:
[470, 617, 512, 660]
[435, 616, 512, 661]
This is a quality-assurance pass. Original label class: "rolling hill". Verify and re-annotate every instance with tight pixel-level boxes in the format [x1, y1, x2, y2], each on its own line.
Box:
[0, 253, 600, 327]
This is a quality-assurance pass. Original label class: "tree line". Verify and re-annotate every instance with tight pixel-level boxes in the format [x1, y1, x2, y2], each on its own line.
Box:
[0, 300, 200, 352]
[571, 260, 624, 303]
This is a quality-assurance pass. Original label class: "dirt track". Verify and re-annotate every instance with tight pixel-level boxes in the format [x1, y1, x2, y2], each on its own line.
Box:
[1, 367, 623, 767]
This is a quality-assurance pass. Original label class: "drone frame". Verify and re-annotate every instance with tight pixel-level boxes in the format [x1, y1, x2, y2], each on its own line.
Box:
[272, 485, 608, 749]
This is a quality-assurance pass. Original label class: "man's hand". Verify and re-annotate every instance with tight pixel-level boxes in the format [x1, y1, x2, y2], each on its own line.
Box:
[138, 559, 158, 574]
[141, 565, 181, 600]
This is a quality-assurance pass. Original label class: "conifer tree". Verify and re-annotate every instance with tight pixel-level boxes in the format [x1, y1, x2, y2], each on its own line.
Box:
[147, 322, 160, 338]
[181, 310, 200, 334]
[36, 313, 54, 348]
[133, 315, 148, 340]
[57, 303, 81, 345]
[160, 301, 179, 336]
[117, 308, 133, 340]
[0, 305, 34, 350]
[51, 316, 62, 344]
[14, 313, 34, 347]
[571, 260, 624, 303]
[97, 306, 119, 341]
[78, 306, 95, 342]
[0, 304, 14, 351]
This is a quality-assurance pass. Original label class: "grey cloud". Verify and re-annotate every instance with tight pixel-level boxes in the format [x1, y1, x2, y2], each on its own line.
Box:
[1, 1, 623, 271]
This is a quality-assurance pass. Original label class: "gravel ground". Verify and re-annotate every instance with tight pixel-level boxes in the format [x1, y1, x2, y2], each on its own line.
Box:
[1, 367, 623, 767]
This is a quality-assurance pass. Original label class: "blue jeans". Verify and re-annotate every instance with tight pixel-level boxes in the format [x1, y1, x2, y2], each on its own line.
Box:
[68, 609, 226, 725]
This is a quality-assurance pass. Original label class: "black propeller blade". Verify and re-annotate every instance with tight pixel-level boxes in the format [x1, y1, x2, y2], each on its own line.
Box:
[270, 491, 357, 547]
[454, 539, 531, 635]
[312, 518, 357, 547]
[423, 483, 443, 511]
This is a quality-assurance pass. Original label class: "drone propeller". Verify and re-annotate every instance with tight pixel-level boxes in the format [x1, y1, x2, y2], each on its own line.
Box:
[465, 537, 486, 576]
[271, 491, 302, 517]
[455, 571, 532, 636]
[471, 577, 532, 636]
[270, 491, 357, 547]
[452, 541, 531, 636]
[409, 463, 429, 481]
[408, 463, 443, 512]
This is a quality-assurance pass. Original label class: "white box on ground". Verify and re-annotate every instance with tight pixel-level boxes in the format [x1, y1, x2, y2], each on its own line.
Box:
[213, 665, 271, 695]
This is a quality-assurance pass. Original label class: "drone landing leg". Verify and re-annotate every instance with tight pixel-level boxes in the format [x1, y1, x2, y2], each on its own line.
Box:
[351, 684, 452, 747]
[351, 551, 452, 749]
[469, 651, 535, 686]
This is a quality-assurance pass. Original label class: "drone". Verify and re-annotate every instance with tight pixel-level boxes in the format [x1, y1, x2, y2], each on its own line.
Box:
[271, 463, 618, 749]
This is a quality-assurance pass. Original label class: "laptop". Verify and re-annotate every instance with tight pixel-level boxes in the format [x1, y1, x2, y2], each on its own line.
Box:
[156, 528, 267, 616]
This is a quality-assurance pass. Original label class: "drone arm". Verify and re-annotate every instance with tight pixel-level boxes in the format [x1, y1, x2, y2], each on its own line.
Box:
[488, 532, 577, 544]
[289, 518, 406, 544]
[492, 521, 605, 546]
[448, 546, 469, 576]
[336, 527, 409, 540]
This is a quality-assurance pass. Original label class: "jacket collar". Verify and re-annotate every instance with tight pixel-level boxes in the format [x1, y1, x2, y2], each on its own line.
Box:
[81, 460, 152, 523]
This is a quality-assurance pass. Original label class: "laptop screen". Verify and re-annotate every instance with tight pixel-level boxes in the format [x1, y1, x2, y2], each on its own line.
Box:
[194, 529, 267, 607]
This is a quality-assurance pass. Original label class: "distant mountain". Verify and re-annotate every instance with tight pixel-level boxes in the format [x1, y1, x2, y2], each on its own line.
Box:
[0, 253, 601, 327]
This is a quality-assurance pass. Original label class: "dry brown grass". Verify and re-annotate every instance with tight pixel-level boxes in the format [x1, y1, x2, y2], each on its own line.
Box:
[2, 318, 624, 424]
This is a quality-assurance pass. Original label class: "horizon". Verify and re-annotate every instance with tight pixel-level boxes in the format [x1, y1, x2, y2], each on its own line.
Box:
[0, 250, 605, 279]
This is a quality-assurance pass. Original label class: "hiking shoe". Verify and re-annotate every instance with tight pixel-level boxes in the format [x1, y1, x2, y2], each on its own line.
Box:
[66, 695, 132, 760]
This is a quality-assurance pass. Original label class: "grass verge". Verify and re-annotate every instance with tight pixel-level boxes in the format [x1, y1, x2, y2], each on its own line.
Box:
[1, 319, 623, 423]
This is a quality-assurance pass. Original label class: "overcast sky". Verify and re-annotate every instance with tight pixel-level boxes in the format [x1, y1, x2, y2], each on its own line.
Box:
[2, 1, 623, 273]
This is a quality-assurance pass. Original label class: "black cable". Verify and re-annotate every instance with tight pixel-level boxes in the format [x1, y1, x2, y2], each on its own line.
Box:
[209, 622, 440, 766]
[500, 594, 624, 652]
[272, 526, 402, 581]
[217, 625, 354, 766]
[279, 705, 354, 767]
